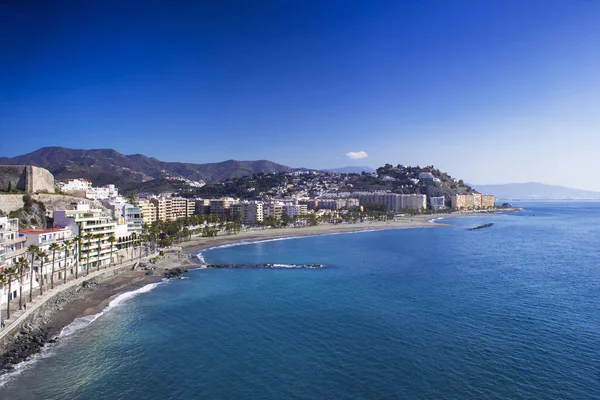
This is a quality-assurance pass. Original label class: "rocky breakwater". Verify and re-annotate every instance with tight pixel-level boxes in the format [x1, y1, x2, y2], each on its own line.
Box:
[206, 263, 325, 269]
[468, 223, 494, 231]
[163, 268, 188, 279]
[0, 280, 100, 374]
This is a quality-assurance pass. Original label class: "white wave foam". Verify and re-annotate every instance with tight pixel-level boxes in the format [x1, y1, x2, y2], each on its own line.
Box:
[0, 280, 167, 387]
[59, 281, 164, 339]
[0, 343, 57, 388]
[429, 217, 445, 223]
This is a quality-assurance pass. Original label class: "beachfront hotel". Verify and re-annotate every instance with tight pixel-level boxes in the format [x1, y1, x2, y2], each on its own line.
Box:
[20, 227, 77, 286]
[53, 204, 117, 271]
[240, 201, 264, 225]
[138, 200, 157, 225]
[356, 192, 428, 212]
[451, 194, 495, 210]
[0, 217, 27, 309]
[150, 196, 195, 221]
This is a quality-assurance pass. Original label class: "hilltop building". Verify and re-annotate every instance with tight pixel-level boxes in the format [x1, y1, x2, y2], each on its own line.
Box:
[0, 165, 55, 193]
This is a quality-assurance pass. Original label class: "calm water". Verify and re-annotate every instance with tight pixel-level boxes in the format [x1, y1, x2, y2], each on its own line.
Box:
[1, 202, 599, 399]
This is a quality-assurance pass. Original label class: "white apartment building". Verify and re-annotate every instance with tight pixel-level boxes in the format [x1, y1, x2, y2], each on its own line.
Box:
[209, 198, 239, 218]
[21, 227, 77, 286]
[356, 192, 427, 212]
[86, 184, 119, 201]
[429, 196, 446, 210]
[263, 202, 283, 219]
[60, 178, 93, 192]
[281, 203, 308, 217]
[138, 200, 157, 225]
[54, 204, 117, 271]
[240, 201, 264, 225]
[0, 217, 27, 309]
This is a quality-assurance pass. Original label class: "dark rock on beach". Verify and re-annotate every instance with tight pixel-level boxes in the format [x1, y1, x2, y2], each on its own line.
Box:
[0, 326, 51, 372]
[0, 279, 101, 375]
[163, 268, 188, 279]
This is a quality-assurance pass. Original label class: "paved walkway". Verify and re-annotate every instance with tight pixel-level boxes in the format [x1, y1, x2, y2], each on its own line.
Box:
[0, 254, 157, 342]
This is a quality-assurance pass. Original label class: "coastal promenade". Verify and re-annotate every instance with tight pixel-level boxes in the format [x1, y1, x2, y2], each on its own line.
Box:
[0, 254, 157, 344]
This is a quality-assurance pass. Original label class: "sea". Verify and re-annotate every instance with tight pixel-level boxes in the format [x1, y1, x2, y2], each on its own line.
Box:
[0, 202, 599, 399]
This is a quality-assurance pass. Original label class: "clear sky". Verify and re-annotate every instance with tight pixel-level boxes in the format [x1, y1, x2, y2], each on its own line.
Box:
[1, 1, 599, 189]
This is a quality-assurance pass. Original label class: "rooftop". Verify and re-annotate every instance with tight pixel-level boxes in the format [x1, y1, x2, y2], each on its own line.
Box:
[20, 228, 68, 234]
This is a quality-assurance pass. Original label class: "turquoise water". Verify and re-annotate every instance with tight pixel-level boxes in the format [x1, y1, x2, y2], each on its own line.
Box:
[1, 202, 599, 399]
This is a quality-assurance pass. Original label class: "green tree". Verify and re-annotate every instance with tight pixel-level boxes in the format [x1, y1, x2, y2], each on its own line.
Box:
[62, 239, 73, 284]
[49, 242, 61, 290]
[36, 249, 49, 295]
[307, 214, 320, 226]
[75, 236, 82, 279]
[262, 216, 281, 228]
[130, 233, 137, 261]
[84, 233, 94, 275]
[26, 244, 39, 302]
[96, 234, 104, 271]
[16, 257, 28, 310]
[108, 235, 116, 267]
[1, 266, 19, 319]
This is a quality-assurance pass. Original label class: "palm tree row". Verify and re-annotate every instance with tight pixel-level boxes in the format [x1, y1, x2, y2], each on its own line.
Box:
[147, 214, 243, 248]
[0, 232, 139, 324]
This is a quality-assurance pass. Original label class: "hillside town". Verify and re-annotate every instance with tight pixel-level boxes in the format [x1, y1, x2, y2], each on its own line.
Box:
[0, 163, 495, 315]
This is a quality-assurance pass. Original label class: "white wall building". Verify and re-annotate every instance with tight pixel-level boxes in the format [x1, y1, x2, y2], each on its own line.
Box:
[429, 196, 446, 210]
[60, 179, 93, 192]
[0, 217, 27, 310]
[86, 184, 119, 201]
[21, 227, 77, 288]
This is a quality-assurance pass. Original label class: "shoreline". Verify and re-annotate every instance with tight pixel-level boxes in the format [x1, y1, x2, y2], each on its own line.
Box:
[184, 214, 441, 254]
[0, 209, 520, 376]
[183, 209, 521, 255]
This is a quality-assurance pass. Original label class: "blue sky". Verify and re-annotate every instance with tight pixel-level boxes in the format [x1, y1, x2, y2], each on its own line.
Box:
[1, 1, 599, 189]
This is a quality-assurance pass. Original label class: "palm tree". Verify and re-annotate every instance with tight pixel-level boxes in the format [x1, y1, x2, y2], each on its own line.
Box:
[96, 234, 104, 271]
[130, 233, 137, 262]
[75, 236, 82, 279]
[84, 232, 94, 275]
[1, 266, 19, 319]
[26, 244, 39, 303]
[36, 250, 48, 296]
[63, 239, 73, 283]
[137, 239, 142, 263]
[0, 271, 7, 322]
[108, 235, 116, 267]
[16, 257, 28, 310]
[49, 242, 61, 290]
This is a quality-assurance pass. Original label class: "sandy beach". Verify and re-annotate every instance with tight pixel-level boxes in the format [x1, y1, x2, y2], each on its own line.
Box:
[183, 214, 443, 254]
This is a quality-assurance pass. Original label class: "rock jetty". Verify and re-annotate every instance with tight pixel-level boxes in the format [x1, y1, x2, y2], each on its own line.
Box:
[468, 223, 494, 231]
[205, 263, 324, 269]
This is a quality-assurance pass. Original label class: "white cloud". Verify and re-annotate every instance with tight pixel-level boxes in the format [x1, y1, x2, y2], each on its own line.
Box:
[346, 151, 368, 160]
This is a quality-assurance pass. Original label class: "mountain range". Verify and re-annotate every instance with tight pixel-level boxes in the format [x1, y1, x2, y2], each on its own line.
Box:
[0, 147, 291, 186]
[471, 182, 600, 200]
